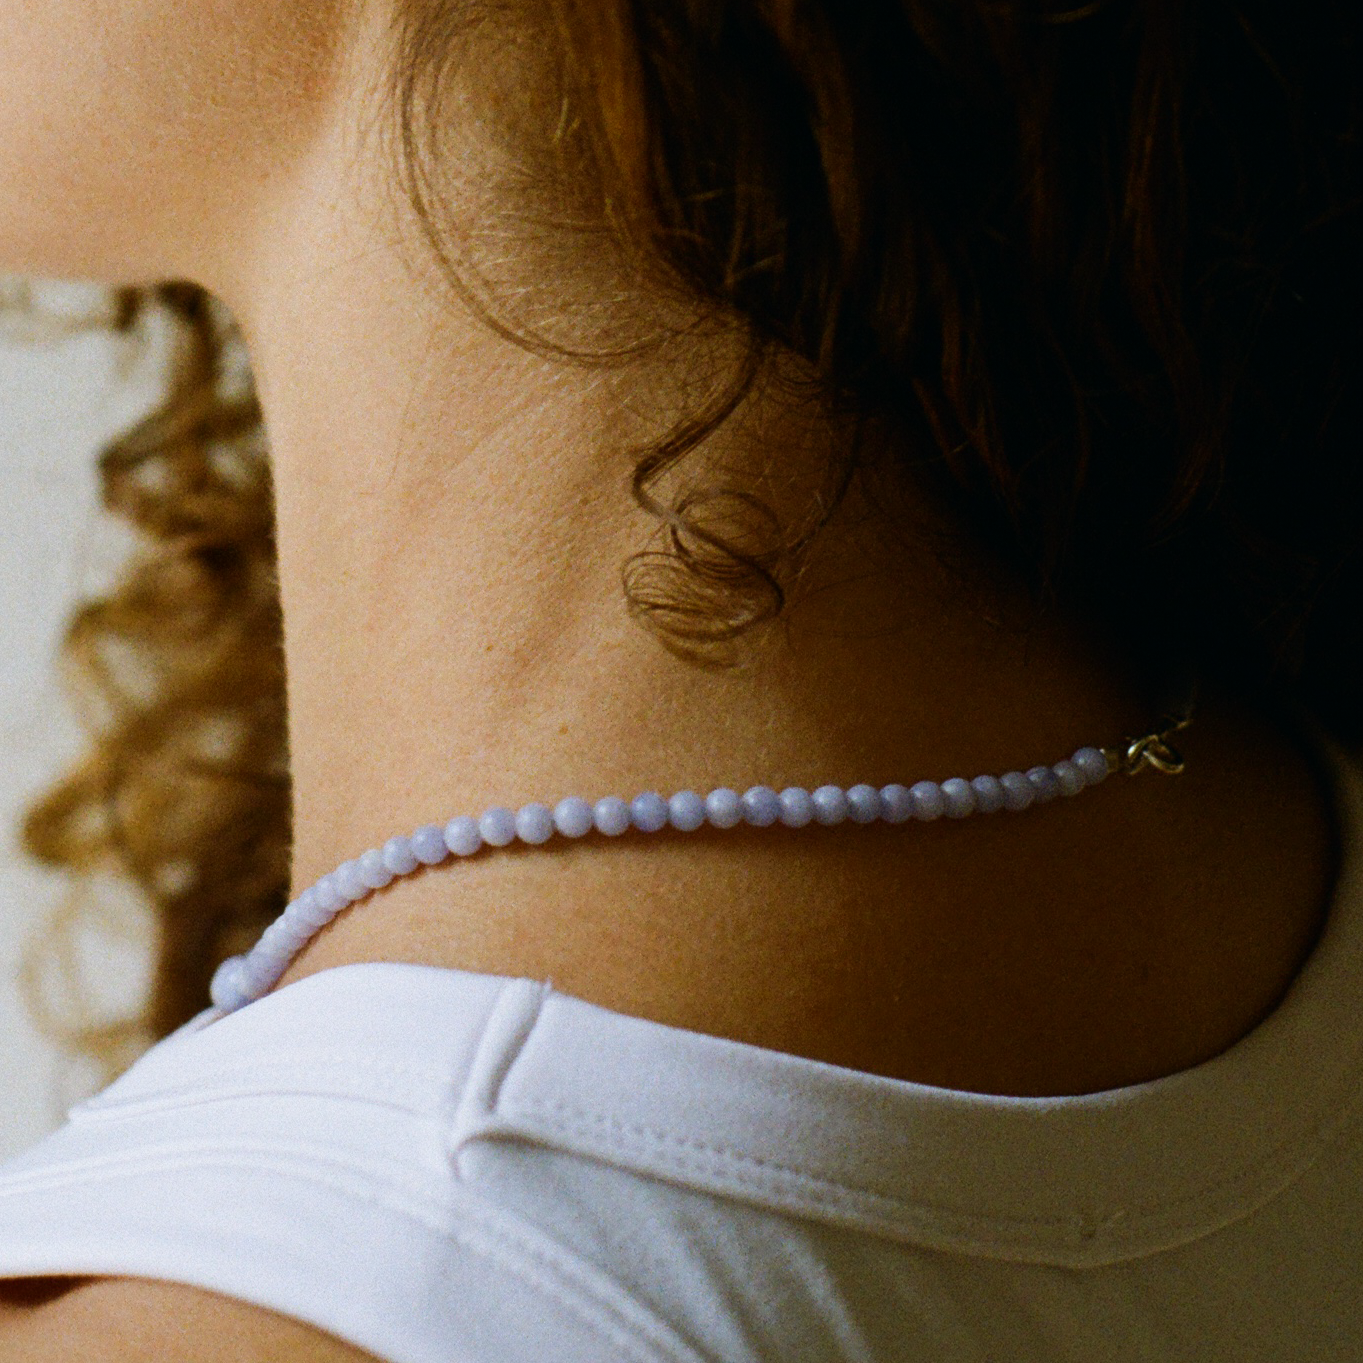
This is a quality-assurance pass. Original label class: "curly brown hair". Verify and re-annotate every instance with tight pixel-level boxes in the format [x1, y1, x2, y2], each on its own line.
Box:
[16, 284, 288, 1069]
[14, 0, 1363, 1066]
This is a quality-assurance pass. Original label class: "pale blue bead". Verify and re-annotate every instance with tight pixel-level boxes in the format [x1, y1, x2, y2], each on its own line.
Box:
[312, 873, 347, 913]
[291, 888, 334, 931]
[334, 859, 370, 901]
[667, 790, 706, 831]
[999, 771, 1035, 811]
[444, 815, 483, 856]
[318, 865, 351, 904]
[299, 903, 338, 935]
[282, 916, 317, 953]
[1026, 765, 1061, 802]
[1052, 759, 1085, 796]
[248, 920, 281, 954]
[705, 788, 742, 829]
[553, 797, 594, 839]
[879, 784, 914, 824]
[381, 835, 419, 877]
[210, 956, 249, 1011]
[280, 888, 313, 925]
[236, 943, 276, 979]
[241, 950, 290, 997]
[298, 883, 327, 915]
[358, 848, 394, 890]
[846, 784, 881, 823]
[246, 930, 293, 976]
[240, 956, 283, 996]
[410, 824, 448, 865]
[909, 780, 945, 820]
[480, 806, 517, 846]
[515, 802, 555, 844]
[940, 777, 976, 818]
[594, 796, 632, 836]
[811, 785, 849, 826]
[631, 791, 670, 833]
[970, 774, 1005, 814]
[778, 787, 814, 828]
[1072, 746, 1109, 785]
[260, 916, 308, 955]
[741, 785, 781, 827]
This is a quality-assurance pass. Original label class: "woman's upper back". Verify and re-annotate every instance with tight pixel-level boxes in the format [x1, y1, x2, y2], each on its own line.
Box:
[1, 735, 1361, 1362]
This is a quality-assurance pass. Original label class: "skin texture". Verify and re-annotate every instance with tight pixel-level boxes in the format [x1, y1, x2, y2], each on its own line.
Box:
[0, 1279, 379, 1360]
[0, 0, 354, 282]
[0, 0, 1338, 1357]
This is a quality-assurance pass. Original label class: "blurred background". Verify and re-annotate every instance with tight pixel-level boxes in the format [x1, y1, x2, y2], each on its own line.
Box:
[0, 280, 162, 1157]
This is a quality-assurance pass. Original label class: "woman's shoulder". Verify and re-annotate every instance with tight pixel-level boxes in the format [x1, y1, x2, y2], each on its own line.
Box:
[0, 1277, 377, 1362]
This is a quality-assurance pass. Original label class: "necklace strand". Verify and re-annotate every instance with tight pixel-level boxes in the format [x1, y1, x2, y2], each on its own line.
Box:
[210, 713, 1192, 1015]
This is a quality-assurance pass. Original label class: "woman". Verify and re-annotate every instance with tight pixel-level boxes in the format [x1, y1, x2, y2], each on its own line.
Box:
[0, 0, 1359, 1358]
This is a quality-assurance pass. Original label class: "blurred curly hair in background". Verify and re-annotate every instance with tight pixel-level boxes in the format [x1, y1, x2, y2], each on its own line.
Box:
[8, 284, 288, 1074]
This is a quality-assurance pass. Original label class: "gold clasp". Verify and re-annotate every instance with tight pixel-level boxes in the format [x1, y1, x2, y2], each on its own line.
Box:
[1102, 712, 1192, 777]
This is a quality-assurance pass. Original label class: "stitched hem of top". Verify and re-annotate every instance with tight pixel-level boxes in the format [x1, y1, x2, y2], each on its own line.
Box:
[480, 1056, 1363, 1267]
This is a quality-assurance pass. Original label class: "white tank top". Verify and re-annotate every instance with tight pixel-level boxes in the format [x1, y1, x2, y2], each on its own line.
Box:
[2, 754, 1362, 1361]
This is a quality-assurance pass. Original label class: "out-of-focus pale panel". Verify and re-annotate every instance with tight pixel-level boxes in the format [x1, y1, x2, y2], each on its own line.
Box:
[0, 283, 163, 1157]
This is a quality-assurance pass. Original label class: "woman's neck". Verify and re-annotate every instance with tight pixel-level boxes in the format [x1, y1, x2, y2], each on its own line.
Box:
[213, 65, 1336, 1097]
[223, 135, 1144, 881]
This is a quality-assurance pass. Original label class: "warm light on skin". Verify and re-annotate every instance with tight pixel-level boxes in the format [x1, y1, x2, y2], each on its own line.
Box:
[0, 0, 1341, 1355]
[0, 0, 352, 282]
[0, 0, 1334, 1107]
[16, 0, 1358, 1098]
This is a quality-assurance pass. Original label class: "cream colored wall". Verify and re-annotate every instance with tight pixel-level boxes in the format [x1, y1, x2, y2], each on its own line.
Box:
[0, 284, 161, 1158]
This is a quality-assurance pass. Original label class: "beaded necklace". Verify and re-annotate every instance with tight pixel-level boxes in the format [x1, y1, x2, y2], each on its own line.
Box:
[210, 700, 1193, 1015]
